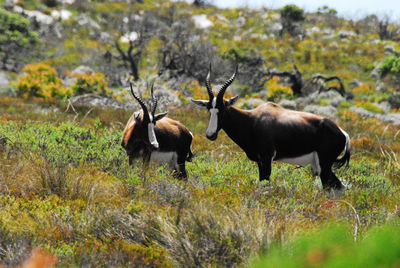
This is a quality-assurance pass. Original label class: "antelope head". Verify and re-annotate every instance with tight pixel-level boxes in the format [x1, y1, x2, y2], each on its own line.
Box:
[191, 64, 239, 140]
[121, 83, 168, 153]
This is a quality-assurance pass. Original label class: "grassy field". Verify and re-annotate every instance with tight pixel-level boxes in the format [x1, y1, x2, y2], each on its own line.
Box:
[0, 96, 399, 267]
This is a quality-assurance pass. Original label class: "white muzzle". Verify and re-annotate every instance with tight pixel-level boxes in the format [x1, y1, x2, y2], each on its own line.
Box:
[206, 108, 218, 138]
[148, 123, 159, 149]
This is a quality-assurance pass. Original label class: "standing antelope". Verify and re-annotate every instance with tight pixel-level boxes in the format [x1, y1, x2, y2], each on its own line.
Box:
[192, 65, 350, 190]
[121, 83, 194, 179]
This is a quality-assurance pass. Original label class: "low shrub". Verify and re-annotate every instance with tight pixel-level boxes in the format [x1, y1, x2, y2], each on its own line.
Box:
[266, 77, 293, 101]
[355, 101, 384, 114]
[380, 53, 400, 77]
[69, 72, 113, 97]
[15, 63, 71, 100]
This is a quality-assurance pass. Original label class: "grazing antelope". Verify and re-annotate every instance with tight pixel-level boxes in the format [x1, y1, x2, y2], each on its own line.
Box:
[192, 65, 350, 190]
[121, 83, 194, 179]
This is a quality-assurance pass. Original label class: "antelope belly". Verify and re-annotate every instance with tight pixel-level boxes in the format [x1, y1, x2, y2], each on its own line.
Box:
[276, 152, 314, 167]
[150, 151, 177, 164]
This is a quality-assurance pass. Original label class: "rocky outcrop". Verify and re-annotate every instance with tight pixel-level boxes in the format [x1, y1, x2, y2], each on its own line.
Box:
[303, 105, 337, 119]
[350, 107, 400, 126]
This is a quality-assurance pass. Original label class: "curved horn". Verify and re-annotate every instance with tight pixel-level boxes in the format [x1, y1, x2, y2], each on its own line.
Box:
[150, 82, 157, 117]
[217, 64, 238, 103]
[130, 83, 150, 122]
[206, 63, 214, 101]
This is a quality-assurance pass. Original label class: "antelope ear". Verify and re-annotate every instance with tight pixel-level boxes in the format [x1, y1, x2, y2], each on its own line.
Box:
[226, 95, 239, 107]
[191, 99, 209, 107]
[154, 112, 168, 121]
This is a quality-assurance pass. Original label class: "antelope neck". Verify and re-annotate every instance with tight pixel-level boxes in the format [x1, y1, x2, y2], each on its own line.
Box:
[221, 106, 252, 151]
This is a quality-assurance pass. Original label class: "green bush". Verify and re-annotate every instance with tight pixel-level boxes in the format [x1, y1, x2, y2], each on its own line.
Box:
[251, 222, 400, 268]
[0, 8, 39, 70]
[379, 53, 400, 77]
[280, 4, 305, 37]
[69, 72, 113, 97]
[280, 5, 305, 22]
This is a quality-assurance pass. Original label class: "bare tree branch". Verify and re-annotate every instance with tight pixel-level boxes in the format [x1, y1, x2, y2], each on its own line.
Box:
[266, 60, 303, 95]
[312, 74, 346, 97]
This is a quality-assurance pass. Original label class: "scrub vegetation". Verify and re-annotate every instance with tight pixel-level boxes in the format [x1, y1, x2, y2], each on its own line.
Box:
[0, 0, 399, 267]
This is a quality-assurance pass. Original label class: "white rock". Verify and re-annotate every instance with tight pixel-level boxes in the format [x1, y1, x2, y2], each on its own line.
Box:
[278, 99, 297, 110]
[310, 26, 321, 33]
[60, 0, 75, 4]
[51, 9, 72, 20]
[13, 5, 55, 25]
[236, 17, 246, 27]
[338, 30, 356, 39]
[270, 22, 283, 31]
[303, 105, 337, 119]
[216, 14, 228, 23]
[13, 5, 23, 13]
[70, 65, 94, 75]
[0, 72, 11, 88]
[120, 31, 139, 43]
[192, 14, 213, 29]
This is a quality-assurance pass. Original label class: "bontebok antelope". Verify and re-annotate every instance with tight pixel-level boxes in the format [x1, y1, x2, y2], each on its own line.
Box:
[192, 65, 350, 190]
[121, 83, 194, 179]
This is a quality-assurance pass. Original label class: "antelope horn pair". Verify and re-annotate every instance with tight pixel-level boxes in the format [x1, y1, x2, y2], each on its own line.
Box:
[129, 82, 158, 120]
[205, 63, 238, 103]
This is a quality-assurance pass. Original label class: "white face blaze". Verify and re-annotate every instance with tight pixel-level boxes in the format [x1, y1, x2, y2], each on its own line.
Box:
[206, 97, 219, 138]
[147, 116, 159, 148]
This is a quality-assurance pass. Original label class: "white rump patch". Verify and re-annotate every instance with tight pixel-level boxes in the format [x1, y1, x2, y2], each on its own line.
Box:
[150, 151, 178, 170]
[277, 151, 321, 176]
[339, 127, 350, 153]
[206, 98, 218, 137]
[148, 123, 159, 149]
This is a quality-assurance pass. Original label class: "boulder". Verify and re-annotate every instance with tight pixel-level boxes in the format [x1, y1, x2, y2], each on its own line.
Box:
[303, 105, 337, 119]
[376, 101, 392, 114]
[236, 17, 246, 27]
[70, 65, 94, 75]
[338, 30, 356, 39]
[237, 98, 266, 109]
[370, 64, 382, 79]
[192, 14, 213, 29]
[0, 72, 11, 88]
[13, 7, 54, 25]
[270, 22, 283, 32]
[51, 9, 72, 21]
[62, 76, 77, 87]
[349, 78, 362, 88]
[152, 88, 182, 109]
[350, 106, 377, 118]
[120, 31, 138, 43]
[99, 32, 112, 44]
[278, 99, 297, 110]
[76, 14, 100, 30]
[71, 94, 135, 110]
[384, 45, 396, 55]
[350, 107, 400, 126]
[379, 113, 400, 126]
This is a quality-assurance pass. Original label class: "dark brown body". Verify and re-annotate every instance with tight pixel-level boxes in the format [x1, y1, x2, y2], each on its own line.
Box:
[220, 102, 350, 189]
[121, 112, 194, 178]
